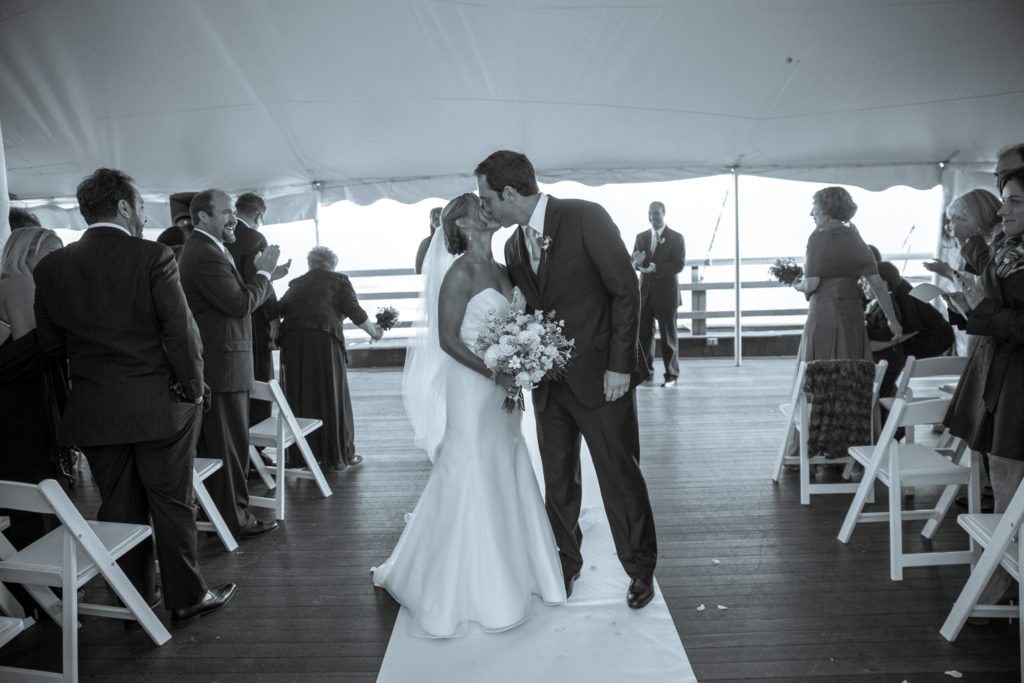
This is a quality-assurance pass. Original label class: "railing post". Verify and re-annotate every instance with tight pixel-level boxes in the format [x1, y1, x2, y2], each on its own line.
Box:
[690, 265, 705, 336]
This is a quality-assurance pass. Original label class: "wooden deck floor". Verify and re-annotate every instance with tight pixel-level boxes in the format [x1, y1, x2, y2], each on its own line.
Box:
[1, 358, 1019, 681]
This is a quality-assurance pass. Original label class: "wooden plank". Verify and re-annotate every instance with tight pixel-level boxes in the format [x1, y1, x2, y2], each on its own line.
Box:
[0, 359, 1016, 681]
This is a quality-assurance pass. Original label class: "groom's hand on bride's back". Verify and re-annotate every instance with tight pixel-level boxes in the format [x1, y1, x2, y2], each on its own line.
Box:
[604, 370, 630, 402]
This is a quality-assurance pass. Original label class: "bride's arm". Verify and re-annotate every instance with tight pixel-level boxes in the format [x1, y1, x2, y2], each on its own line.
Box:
[438, 267, 514, 390]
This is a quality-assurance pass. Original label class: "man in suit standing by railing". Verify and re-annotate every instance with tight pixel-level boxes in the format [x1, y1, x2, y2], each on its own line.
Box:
[633, 202, 685, 387]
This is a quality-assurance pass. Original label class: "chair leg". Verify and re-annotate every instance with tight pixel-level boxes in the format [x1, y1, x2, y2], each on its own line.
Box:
[772, 421, 795, 482]
[922, 484, 960, 540]
[93, 539, 170, 646]
[275, 445, 286, 520]
[799, 405, 811, 506]
[249, 446, 275, 490]
[61, 530, 77, 682]
[940, 522, 1018, 641]
[193, 470, 238, 552]
[889, 458, 904, 582]
[294, 437, 331, 499]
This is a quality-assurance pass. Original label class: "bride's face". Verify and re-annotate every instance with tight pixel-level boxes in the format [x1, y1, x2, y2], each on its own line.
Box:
[470, 199, 501, 233]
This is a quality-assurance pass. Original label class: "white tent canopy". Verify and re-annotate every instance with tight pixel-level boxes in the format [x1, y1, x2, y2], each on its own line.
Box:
[2, 0, 1022, 228]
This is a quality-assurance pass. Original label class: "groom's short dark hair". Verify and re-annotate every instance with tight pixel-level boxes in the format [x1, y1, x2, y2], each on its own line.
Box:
[475, 150, 539, 197]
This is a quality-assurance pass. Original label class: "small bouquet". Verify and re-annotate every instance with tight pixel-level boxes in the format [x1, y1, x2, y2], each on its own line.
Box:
[475, 309, 575, 413]
[375, 306, 400, 331]
[769, 258, 804, 286]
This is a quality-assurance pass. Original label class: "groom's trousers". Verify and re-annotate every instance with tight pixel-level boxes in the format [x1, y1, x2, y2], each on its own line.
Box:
[535, 382, 658, 580]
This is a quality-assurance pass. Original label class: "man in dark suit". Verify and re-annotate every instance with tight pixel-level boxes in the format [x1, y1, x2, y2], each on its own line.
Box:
[632, 201, 686, 387]
[34, 168, 235, 623]
[477, 150, 658, 609]
[225, 192, 286, 425]
[179, 189, 283, 539]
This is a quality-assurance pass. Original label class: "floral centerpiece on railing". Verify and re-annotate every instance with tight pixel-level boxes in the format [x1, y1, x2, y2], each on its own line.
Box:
[475, 309, 575, 412]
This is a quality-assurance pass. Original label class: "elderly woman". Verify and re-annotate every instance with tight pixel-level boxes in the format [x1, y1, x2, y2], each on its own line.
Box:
[794, 186, 902, 361]
[0, 227, 67, 592]
[279, 246, 382, 470]
[943, 144, 1024, 612]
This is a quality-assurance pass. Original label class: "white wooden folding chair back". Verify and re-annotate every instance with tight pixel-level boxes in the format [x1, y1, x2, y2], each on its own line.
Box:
[247, 379, 331, 520]
[0, 479, 171, 682]
[883, 355, 968, 444]
[837, 397, 980, 581]
[940, 476, 1024, 672]
[192, 459, 238, 551]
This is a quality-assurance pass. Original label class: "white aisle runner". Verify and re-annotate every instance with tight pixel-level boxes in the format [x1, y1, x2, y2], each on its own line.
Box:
[377, 402, 696, 683]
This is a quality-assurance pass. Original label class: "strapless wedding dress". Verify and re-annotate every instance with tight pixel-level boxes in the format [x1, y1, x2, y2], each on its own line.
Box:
[372, 287, 566, 638]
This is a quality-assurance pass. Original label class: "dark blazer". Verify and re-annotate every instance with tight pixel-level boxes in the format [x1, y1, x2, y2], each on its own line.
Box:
[504, 196, 642, 409]
[225, 219, 280, 353]
[179, 231, 271, 393]
[33, 227, 204, 447]
[279, 269, 369, 346]
[633, 226, 685, 313]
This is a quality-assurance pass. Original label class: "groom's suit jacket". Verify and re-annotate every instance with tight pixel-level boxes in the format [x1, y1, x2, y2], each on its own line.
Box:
[504, 195, 645, 410]
[633, 226, 685, 315]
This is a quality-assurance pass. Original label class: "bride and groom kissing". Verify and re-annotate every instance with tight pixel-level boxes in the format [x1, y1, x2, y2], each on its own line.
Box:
[372, 150, 658, 639]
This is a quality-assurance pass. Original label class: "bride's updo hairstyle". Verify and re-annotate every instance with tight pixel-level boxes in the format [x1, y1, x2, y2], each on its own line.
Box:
[440, 193, 476, 256]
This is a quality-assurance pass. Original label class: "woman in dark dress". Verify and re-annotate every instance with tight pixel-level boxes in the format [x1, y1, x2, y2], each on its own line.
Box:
[279, 246, 382, 470]
[943, 144, 1024, 608]
[0, 227, 67, 571]
[794, 187, 902, 362]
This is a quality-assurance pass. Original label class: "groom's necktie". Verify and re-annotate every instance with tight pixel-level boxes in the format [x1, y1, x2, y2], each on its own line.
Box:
[525, 225, 542, 274]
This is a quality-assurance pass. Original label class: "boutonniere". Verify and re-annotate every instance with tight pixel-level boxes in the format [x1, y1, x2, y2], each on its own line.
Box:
[540, 235, 553, 253]
[657, 236, 666, 246]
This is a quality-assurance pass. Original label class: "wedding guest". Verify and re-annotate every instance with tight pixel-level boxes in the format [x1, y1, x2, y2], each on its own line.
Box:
[179, 189, 283, 539]
[226, 192, 286, 426]
[278, 246, 382, 470]
[415, 207, 442, 274]
[0, 227, 67, 599]
[157, 191, 197, 260]
[924, 189, 1001, 355]
[794, 187, 901, 361]
[943, 144, 1024, 614]
[34, 168, 235, 622]
[8, 207, 41, 231]
[632, 201, 685, 387]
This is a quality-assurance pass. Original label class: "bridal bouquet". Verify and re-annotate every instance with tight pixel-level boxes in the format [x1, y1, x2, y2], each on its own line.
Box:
[769, 258, 804, 286]
[475, 309, 575, 413]
[376, 306, 400, 331]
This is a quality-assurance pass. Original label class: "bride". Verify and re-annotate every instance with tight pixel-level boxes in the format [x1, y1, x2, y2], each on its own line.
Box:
[371, 193, 566, 638]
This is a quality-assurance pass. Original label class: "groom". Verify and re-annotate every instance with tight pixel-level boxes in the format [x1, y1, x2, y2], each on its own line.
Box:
[476, 150, 658, 609]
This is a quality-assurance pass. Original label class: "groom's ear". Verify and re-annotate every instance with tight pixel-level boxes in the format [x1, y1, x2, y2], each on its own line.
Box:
[502, 186, 519, 202]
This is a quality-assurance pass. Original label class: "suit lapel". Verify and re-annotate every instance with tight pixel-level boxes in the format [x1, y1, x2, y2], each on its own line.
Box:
[537, 197, 561, 296]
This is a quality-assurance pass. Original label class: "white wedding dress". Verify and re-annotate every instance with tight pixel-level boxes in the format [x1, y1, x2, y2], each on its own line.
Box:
[372, 286, 567, 638]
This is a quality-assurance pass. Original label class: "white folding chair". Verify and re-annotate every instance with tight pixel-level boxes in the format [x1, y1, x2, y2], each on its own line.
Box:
[880, 355, 968, 444]
[193, 459, 238, 552]
[837, 397, 980, 581]
[0, 614, 41, 679]
[771, 360, 884, 505]
[0, 516, 27, 619]
[940, 476, 1024, 673]
[247, 379, 331, 520]
[0, 479, 171, 682]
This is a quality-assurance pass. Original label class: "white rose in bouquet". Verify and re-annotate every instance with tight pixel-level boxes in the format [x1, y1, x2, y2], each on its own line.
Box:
[515, 371, 533, 388]
[483, 345, 504, 369]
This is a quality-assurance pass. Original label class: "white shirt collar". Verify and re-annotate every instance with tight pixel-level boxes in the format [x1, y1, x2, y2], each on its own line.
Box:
[194, 228, 230, 255]
[652, 225, 666, 237]
[525, 193, 549, 236]
[88, 222, 132, 236]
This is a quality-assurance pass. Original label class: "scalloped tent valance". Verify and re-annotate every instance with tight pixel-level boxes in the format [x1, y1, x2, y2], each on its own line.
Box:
[2, 0, 1021, 228]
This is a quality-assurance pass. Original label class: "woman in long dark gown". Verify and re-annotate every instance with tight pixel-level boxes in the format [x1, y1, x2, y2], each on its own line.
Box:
[278, 246, 382, 470]
[0, 227, 67, 609]
[943, 144, 1024, 609]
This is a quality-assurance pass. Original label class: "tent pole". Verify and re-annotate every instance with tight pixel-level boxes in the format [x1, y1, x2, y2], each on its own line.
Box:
[733, 169, 742, 367]
[313, 181, 323, 246]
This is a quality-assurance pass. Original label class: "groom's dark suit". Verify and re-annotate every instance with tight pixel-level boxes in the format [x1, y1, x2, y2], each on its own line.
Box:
[504, 196, 657, 581]
[634, 226, 685, 380]
[33, 226, 208, 610]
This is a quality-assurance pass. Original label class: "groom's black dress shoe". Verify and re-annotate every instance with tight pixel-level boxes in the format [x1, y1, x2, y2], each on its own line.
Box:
[171, 583, 237, 624]
[565, 571, 581, 599]
[627, 575, 655, 609]
[239, 516, 278, 539]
